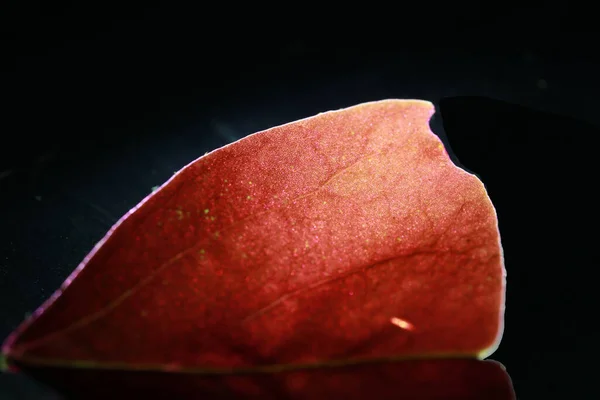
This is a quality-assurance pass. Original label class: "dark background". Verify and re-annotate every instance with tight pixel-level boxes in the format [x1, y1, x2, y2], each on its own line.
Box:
[1, 3, 597, 399]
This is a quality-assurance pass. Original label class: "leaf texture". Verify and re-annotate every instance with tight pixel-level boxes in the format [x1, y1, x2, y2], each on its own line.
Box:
[2, 99, 508, 398]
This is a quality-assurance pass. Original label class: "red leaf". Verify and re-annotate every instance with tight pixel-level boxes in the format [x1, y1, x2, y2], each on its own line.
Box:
[2, 100, 508, 398]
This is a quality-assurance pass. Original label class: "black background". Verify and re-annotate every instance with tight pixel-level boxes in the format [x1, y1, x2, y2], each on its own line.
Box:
[1, 3, 598, 399]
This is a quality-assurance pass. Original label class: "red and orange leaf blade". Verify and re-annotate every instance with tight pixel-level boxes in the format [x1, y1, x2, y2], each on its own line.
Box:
[2, 99, 508, 398]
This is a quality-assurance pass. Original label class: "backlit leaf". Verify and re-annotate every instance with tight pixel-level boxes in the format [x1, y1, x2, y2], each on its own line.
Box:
[2, 100, 508, 398]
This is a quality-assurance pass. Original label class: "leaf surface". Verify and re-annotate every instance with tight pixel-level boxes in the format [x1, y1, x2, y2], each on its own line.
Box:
[2, 99, 508, 398]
